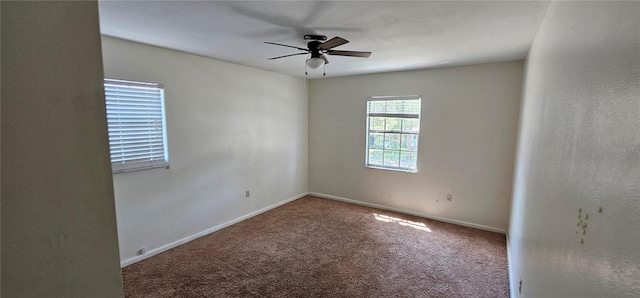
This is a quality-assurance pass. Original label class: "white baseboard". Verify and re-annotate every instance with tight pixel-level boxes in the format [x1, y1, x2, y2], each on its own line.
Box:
[121, 192, 309, 267]
[308, 192, 506, 234]
[506, 232, 517, 298]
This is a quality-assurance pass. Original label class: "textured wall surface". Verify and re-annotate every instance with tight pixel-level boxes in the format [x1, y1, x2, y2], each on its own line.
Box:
[309, 61, 523, 231]
[1, 2, 124, 297]
[101, 37, 308, 264]
[509, 1, 640, 297]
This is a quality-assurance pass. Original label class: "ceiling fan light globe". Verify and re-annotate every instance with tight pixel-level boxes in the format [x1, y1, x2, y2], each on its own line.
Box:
[306, 57, 325, 69]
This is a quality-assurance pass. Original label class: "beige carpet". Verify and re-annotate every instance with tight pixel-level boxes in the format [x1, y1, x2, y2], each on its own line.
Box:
[122, 196, 509, 297]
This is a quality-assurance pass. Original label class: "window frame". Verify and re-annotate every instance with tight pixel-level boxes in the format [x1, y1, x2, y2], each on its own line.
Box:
[104, 78, 170, 174]
[365, 95, 421, 173]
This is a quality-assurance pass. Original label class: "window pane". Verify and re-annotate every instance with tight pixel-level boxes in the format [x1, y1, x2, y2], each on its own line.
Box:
[387, 101, 400, 113]
[384, 133, 401, 150]
[385, 118, 402, 131]
[368, 149, 383, 166]
[383, 150, 400, 167]
[368, 133, 384, 149]
[369, 117, 385, 131]
[402, 119, 420, 132]
[400, 151, 418, 169]
[400, 134, 419, 151]
[370, 101, 388, 113]
[402, 100, 421, 114]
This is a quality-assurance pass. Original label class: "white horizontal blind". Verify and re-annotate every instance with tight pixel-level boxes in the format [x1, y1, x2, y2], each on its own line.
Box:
[104, 79, 169, 173]
[366, 96, 421, 172]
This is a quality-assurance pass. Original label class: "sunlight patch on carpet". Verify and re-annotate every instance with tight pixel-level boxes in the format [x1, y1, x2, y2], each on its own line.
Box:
[373, 213, 432, 232]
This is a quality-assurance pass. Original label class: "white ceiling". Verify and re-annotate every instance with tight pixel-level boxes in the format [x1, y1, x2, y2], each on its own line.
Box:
[98, 0, 550, 79]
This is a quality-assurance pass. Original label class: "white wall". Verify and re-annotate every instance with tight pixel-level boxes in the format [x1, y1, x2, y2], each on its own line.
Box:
[309, 61, 523, 231]
[509, 1, 639, 297]
[1, 2, 123, 296]
[101, 36, 308, 263]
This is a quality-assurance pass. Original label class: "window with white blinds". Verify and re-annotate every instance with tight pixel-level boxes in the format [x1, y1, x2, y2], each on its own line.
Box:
[104, 79, 169, 173]
[366, 96, 421, 172]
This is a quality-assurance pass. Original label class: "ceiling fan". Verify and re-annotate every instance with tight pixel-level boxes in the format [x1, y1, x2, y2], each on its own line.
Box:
[265, 35, 372, 74]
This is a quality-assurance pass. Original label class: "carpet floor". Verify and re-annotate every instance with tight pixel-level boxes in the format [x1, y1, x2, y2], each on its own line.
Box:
[122, 196, 509, 297]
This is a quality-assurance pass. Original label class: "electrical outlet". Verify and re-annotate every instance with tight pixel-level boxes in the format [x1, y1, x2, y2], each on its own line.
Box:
[245, 190, 250, 198]
[446, 194, 452, 201]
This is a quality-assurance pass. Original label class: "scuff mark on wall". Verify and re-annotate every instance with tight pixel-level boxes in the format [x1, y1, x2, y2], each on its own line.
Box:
[576, 208, 588, 244]
[576, 206, 604, 245]
[519, 279, 523, 294]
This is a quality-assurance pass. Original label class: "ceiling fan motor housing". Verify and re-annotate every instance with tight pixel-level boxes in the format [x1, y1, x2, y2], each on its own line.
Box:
[307, 40, 323, 58]
[304, 34, 327, 41]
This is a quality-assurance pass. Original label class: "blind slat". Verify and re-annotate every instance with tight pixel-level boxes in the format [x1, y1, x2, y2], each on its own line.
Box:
[106, 102, 163, 108]
[111, 150, 165, 157]
[108, 141, 164, 148]
[106, 106, 162, 111]
[105, 97, 157, 104]
[105, 114, 163, 119]
[110, 152, 165, 160]
[367, 113, 419, 119]
[108, 127, 162, 132]
[109, 140, 164, 146]
[107, 131, 164, 137]
[107, 118, 161, 126]
[104, 88, 161, 95]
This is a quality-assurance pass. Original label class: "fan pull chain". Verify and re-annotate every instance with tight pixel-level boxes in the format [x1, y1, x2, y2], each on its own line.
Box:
[323, 63, 326, 76]
[305, 63, 308, 76]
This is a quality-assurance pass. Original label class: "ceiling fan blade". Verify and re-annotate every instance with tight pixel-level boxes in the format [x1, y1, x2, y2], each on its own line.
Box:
[326, 50, 372, 58]
[264, 41, 309, 52]
[319, 37, 349, 50]
[268, 52, 308, 60]
[320, 54, 329, 65]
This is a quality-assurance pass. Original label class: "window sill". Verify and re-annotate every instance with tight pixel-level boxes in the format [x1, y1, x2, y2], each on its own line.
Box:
[365, 165, 418, 173]
[112, 164, 170, 174]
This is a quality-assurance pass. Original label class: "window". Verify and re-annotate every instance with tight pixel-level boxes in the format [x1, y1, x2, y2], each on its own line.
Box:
[104, 79, 169, 173]
[366, 96, 421, 172]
